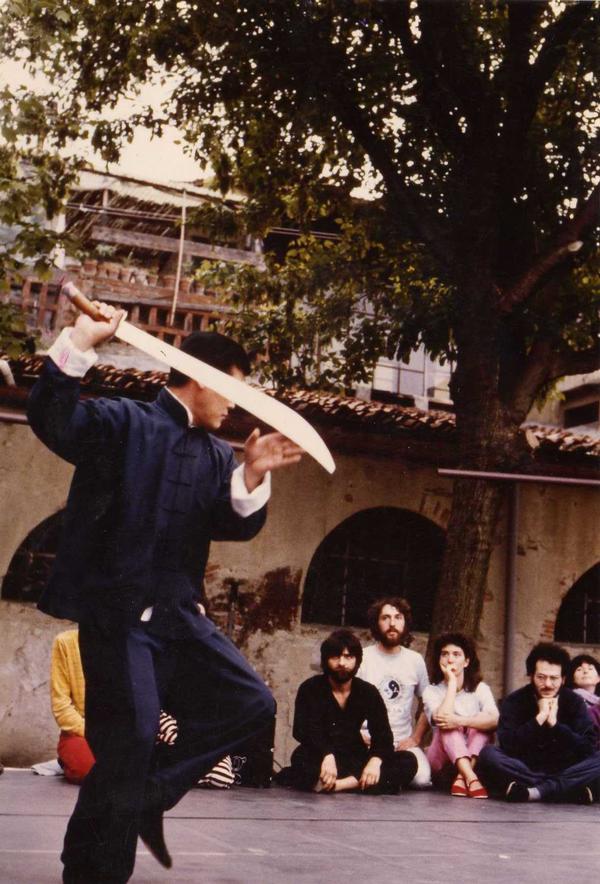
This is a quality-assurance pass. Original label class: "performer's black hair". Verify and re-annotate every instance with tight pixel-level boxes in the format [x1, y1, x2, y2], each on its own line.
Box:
[168, 331, 251, 387]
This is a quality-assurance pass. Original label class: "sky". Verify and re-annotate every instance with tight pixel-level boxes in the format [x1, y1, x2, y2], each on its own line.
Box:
[0, 58, 203, 186]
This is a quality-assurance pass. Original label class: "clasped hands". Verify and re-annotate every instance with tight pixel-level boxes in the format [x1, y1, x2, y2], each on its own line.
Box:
[536, 697, 558, 727]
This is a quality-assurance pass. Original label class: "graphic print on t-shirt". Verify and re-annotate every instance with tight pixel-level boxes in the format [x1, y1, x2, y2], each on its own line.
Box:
[380, 678, 401, 701]
[379, 677, 412, 705]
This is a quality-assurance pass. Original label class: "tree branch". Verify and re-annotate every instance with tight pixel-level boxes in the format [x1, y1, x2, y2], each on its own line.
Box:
[325, 82, 451, 267]
[510, 338, 599, 420]
[547, 346, 600, 383]
[416, 0, 499, 130]
[496, 1, 592, 206]
[529, 2, 594, 105]
[510, 337, 554, 420]
[373, 1, 466, 150]
[503, 2, 593, 145]
[498, 1, 545, 180]
[293, 13, 453, 267]
[498, 182, 600, 313]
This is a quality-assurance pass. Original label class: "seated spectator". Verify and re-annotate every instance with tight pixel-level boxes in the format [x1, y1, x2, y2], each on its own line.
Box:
[357, 597, 431, 787]
[423, 633, 498, 799]
[567, 654, 600, 747]
[478, 642, 600, 804]
[286, 628, 417, 793]
[51, 628, 233, 787]
[51, 629, 95, 784]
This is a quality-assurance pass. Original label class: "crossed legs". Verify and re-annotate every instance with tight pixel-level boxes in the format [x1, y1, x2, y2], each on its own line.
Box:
[478, 744, 600, 801]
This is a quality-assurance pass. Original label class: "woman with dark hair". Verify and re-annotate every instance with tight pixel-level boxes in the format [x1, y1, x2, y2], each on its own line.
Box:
[423, 633, 498, 799]
[567, 654, 600, 747]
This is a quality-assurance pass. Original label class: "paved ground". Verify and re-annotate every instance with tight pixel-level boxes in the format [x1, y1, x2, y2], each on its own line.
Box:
[0, 768, 598, 883]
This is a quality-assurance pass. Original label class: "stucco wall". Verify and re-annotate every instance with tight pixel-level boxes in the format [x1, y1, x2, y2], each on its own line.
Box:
[0, 602, 74, 766]
[1, 422, 598, 767]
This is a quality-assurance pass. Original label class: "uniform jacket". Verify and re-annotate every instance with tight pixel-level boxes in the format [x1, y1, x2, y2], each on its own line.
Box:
[27, 359, 266, 630]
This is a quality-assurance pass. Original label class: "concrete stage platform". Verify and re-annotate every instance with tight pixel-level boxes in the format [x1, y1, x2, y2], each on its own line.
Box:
[0, 768, 598, 883]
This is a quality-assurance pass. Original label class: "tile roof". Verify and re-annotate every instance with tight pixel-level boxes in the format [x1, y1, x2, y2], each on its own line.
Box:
[4, 354, 600, 464]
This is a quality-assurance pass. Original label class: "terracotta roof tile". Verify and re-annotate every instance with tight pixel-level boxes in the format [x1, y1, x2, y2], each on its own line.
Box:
[4, 354, 600, 461]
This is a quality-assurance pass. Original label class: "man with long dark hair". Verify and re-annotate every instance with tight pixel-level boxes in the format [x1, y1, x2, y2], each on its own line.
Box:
[287, 628, 417, 793]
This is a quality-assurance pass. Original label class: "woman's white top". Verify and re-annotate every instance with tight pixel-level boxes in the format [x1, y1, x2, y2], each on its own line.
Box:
[422, 680, 498, 725]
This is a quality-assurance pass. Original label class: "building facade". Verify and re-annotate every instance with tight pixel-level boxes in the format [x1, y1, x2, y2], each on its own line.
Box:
[1, 352, 598, 768]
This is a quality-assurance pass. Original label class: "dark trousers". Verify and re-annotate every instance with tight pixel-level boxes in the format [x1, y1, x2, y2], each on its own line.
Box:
[289, 746, 417, 793]
[62, 611, 274, 883]
[478, 744, 600, 801]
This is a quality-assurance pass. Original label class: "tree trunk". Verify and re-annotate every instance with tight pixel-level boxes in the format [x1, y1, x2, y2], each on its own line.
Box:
[430, 476, 505, 640]
[427, 287, 529, 659]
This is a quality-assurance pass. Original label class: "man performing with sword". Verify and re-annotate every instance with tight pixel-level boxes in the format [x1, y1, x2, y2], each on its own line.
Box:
[28, 286, 333, 883]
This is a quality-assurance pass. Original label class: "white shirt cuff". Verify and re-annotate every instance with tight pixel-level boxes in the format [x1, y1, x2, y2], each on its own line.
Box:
[47, 327, 98, 377]
[230, 463, 271, 517]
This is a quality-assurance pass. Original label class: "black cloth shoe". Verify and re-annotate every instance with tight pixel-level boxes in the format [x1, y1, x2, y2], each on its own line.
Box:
[569, 785, 594, 805]
[505, 781, 529, 803]
[139, 812, 172, 869]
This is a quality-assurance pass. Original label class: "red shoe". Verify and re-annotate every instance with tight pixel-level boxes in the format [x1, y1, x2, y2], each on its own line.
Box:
[467, 778, 488, 799]
[450, 776, 468, 797]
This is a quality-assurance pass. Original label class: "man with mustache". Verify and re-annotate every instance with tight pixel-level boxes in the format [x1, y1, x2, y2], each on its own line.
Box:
[478, 643, 600, 803]
[287, 628, 417, 793]
[358, 597, 431, 787]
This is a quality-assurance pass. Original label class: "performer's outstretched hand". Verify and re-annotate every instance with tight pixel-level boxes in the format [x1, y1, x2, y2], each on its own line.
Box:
[243, 428, 303, 491]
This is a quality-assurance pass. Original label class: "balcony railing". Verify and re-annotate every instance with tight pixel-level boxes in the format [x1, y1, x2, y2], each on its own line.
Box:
[9, 273, 231, 349]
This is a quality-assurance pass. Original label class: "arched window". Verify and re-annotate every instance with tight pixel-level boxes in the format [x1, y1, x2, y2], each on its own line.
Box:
[301, 507, 445, 631]
[555, 563, 600, 645]
[2, 511, 65, 604]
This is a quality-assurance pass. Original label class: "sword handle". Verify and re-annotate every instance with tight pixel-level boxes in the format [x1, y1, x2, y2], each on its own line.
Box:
[59, 277, 105, 322]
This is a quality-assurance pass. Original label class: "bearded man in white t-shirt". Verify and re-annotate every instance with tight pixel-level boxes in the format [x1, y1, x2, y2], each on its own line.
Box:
[357, 597, 431, 787]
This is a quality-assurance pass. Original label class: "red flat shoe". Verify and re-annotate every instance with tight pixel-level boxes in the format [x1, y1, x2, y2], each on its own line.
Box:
[450, 776, 468, 797]
[467, 778, 488, 799]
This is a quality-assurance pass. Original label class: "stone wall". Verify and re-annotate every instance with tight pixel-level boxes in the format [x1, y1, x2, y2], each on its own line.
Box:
[1, 421, 598, 767]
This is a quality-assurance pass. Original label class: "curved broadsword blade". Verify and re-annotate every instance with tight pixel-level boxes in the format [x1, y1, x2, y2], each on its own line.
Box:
[115, 322, 336, 474]
[61, 280, 335, 472]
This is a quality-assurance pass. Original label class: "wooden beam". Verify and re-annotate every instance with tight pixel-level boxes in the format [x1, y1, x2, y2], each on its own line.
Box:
[91, 225, 265, 268]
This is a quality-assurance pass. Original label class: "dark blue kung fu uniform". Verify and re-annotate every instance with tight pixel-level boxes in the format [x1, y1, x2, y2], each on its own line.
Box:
[28, 353, 275, 883]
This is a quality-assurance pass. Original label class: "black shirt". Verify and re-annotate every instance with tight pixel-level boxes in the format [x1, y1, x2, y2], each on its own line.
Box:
[498, 684, 596, 772]
[292, 674, 394, 762]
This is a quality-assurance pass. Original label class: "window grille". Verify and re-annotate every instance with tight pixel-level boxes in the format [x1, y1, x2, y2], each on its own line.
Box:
[301, 507, 445, 631]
